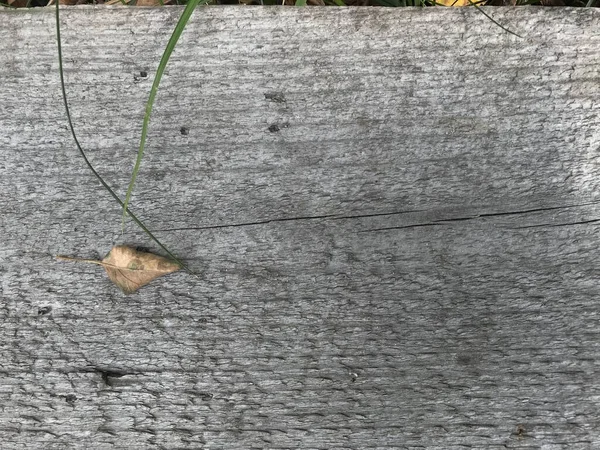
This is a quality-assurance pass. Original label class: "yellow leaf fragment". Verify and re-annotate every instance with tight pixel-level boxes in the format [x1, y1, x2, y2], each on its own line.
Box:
[57, 245, 181, 294]
[435, 0, 471, 6]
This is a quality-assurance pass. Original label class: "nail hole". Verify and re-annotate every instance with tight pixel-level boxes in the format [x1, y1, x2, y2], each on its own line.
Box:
[180, 126, 190, 136]
[268, 122, 289, 133]
[38, 306, 52, 316]
[140, 71, 148, 78]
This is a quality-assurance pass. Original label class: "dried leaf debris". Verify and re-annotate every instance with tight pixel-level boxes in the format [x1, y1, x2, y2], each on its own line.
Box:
[57, 245, 181, 294]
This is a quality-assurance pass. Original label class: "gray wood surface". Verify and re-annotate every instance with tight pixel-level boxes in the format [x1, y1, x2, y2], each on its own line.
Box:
[1, 5, 600, 449]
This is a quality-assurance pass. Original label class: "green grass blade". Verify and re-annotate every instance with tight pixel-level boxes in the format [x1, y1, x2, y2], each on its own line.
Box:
[468, 1, 523, 39]
[55, 1, 191, 273]
[295, 0, 307, 5]
[122, 0, 202, 228]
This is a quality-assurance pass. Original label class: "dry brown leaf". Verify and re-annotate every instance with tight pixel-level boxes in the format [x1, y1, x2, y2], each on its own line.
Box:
[58, 245, 181, 294]
[7, 0, 29, 7]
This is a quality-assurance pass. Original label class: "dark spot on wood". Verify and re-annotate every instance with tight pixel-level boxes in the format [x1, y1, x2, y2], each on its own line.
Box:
[199, 392, 213, 401]
[456, 354, 474, 366]
[180, 126, 190, 136]
[269, 122, 289, 133]
[133, 70, 148, 83]
[38, 306, 52, 316]
[21, 415, 43, 423]
[98, 369, 128, 387]
[97, 424, 118, 436]
[516, 424, 526, 438]
[64, 394, 77, 404]
[264, 92, 286, 103]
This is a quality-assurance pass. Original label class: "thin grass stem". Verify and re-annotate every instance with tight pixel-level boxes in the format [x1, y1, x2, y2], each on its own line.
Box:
[55, 1, 192, 273]
[468, 0, 523, 38]
[121, 0, 204, 229]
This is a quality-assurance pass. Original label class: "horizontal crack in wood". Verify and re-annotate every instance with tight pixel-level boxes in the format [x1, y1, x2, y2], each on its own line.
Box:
[154, 209, 426, 232]
[360, 203, 600, 233]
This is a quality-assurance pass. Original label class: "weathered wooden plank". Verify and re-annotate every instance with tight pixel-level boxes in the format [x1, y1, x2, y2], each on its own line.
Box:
[1, 6, 600, 449]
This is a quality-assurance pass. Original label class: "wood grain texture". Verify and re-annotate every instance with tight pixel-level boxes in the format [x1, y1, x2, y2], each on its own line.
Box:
[1, 5, 600, 449]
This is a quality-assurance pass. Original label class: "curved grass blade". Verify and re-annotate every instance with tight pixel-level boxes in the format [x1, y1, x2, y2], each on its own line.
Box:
[122, 0, 204, 228]
[468, 0, 523, 39]
[55, 1, 192, 273]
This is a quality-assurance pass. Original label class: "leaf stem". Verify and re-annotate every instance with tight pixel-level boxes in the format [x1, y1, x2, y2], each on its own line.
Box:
[56, 255, 104, 265]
